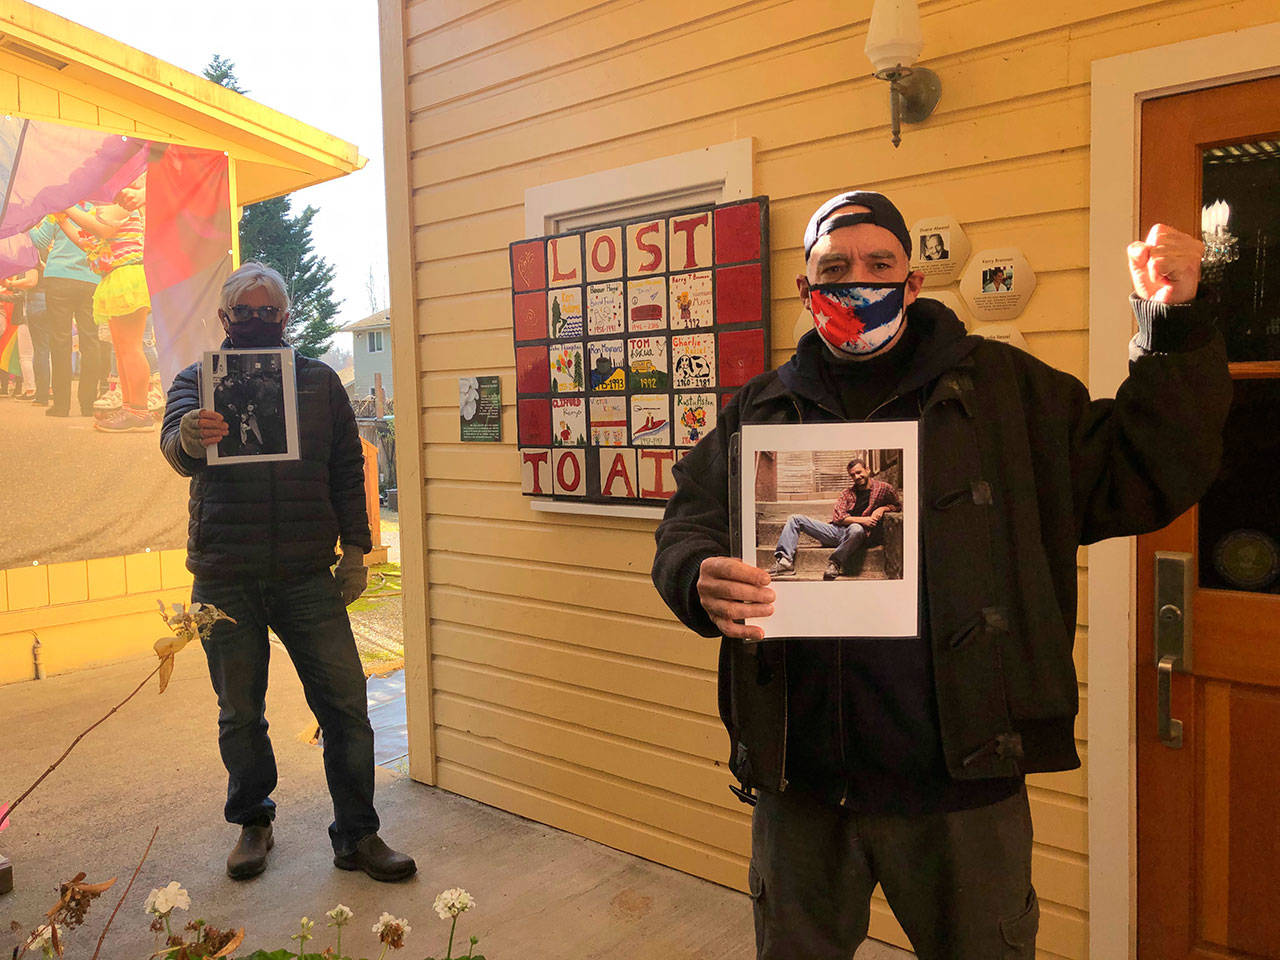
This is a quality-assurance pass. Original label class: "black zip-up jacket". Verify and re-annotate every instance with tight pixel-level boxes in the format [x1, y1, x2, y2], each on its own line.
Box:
[160, 342, 371, 579]
[652, 296, 1231, 797]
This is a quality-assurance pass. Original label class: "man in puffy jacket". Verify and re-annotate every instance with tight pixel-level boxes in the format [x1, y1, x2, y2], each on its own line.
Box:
[161, 262, 414, 883]
[651, 191, 1231, 959]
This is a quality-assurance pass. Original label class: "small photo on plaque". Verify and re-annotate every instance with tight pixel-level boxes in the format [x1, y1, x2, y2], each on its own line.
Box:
[201, 348, 299, 465]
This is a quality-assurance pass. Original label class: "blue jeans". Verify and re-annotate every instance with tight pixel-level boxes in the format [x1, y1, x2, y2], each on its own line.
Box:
[193, 571, 379, 855]
[775, 515, 868, 571]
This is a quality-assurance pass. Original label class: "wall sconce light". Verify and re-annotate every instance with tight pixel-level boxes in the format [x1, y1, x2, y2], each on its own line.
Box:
[864, 0, 941, 148]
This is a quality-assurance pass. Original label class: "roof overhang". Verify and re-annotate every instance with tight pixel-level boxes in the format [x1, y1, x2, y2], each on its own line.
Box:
[0, 1, 364, 204]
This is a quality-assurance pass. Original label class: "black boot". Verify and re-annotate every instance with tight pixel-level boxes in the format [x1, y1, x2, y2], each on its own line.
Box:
[334, 834, 416, 882]
[226, 823, 273, 880]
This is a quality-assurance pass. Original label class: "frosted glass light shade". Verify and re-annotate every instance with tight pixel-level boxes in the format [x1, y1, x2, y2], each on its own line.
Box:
[865, 0, 925, 74]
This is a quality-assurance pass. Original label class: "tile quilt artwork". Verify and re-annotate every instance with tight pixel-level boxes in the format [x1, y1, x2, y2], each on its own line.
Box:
[511, 196, 770, 505]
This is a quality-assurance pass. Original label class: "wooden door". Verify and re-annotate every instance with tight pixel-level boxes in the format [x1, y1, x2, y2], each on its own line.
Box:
[1136, 76, 1280, 959]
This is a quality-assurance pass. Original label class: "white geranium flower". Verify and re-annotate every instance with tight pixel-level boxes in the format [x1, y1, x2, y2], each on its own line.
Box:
[146, 880, 190, 916]
[433, 887, 475, 919]
[326, 903, 354, 926]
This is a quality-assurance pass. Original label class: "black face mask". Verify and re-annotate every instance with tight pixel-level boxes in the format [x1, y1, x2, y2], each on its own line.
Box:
[222, 307, 284, 348]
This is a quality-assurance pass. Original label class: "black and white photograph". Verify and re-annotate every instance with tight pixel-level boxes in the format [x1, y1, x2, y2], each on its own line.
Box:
[739, 421, 919, 639]
[201, 348, 300, 464]
[920, 229, 950, 261]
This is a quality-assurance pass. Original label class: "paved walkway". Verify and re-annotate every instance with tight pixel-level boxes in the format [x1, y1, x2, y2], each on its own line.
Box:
[0, 647, 912, 959]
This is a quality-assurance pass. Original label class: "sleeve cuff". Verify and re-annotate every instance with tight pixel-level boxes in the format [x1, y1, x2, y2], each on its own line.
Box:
[1129, 293, 1216, 355]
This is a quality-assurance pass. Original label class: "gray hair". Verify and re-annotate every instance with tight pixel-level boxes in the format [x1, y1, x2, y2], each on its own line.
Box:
[220, 261, 289, 315]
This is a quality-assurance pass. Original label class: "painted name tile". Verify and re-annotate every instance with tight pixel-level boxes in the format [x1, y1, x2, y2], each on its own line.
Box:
[589, 396, 627, 446]
[552, 396, 586, 446]
[669, 270, 713, 329]
[630, 394, 671, 446]
[671, 332, 715, 390]
[549, 286, 583, 339]
[627, 277, 667, 332]
[588, 339, 626, 392]
[550, 342, 585, 393]
[587, 281, 624, 336]
[674, 392, 716, 447]
[627, 336, 669, 392]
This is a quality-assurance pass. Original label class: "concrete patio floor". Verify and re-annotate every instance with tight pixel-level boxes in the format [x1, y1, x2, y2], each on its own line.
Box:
[0, 645, 912, 959]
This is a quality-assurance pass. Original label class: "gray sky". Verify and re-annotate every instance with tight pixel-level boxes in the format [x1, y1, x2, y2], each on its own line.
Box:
[37, 0, 388, 353]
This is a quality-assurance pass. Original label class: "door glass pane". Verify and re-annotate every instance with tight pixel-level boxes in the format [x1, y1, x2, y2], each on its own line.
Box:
[1198, 378, 1280, 593]
[1201, 140, 1280, 361]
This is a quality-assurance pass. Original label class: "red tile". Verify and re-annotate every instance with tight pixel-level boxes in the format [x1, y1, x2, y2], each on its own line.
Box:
[513, 291, 548, 341]
[718, 328, 766, 387]
[516, 345, 550, 394]
[714, 201, 762, 264]
[518, 398, 552, 446]
[715, 263, 762, 326]
[511, 240, 547, 292]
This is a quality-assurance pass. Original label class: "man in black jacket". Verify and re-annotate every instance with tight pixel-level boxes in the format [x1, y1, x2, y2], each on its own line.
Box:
[651, 191, 1231, 959]
[160, 262, 414, 883]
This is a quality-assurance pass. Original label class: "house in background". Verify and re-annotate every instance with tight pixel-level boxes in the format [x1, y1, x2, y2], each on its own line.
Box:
[342, 308, 393, 400]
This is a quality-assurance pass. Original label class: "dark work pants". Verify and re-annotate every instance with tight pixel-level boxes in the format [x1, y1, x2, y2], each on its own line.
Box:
[750, 787, 1039, 960]
[44, 277, 101, 415]
[193, 571, 381, 855]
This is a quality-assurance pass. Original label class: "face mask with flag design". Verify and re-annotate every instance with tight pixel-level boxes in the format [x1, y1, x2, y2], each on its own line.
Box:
[809, 281, 907, 357]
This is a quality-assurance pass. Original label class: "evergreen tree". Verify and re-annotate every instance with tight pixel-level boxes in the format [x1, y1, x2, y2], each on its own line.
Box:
[238, 196, 341, 358]
[203, 54, 246, 94]
[203, 56, 342, 358]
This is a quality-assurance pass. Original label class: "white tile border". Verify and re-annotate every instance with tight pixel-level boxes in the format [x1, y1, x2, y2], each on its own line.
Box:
[1088, 24, 1280, 959]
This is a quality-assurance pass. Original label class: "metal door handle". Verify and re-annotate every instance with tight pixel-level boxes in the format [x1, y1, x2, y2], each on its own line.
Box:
[1154, 552, 1192, 750]
[1157, 655, 1183, 749]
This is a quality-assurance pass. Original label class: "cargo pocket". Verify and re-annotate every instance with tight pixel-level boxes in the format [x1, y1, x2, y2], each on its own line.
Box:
[999, 888, 1039, 958]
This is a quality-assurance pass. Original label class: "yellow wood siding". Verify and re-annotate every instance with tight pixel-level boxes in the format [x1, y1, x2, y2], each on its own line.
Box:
[386, 1, 1278, 955]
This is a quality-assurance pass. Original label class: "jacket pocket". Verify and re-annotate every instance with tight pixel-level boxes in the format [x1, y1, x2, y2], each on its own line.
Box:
[936, 607, 1020, 778]
[999, 888, 1039, 957]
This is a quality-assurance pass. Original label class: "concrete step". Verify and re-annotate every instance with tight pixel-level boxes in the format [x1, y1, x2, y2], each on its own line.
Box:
[757, 544, 886, 579]
[756, 499, 836, 522]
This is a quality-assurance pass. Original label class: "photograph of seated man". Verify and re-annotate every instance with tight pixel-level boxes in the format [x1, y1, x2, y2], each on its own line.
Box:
[766, 454, 902, 581]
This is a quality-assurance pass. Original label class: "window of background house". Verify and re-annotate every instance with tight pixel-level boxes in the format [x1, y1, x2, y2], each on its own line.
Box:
[368, 330, 384, 353]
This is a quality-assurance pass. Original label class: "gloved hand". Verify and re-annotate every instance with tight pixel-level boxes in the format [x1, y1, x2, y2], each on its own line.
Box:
[334, 552, 368, 606]
[180, 409, 227, 459]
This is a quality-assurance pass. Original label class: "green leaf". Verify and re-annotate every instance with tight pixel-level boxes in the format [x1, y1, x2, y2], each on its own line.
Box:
[232, 950, 296, 960]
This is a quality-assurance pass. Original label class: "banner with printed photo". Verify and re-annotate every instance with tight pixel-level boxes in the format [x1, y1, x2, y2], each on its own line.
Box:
[0, 118, 231, 571]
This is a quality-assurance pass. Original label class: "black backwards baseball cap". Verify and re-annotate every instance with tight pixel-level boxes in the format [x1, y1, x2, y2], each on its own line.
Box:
[803, 190, 912, 262]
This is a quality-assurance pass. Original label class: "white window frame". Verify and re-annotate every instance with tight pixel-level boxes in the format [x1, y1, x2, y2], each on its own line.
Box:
[522, 138, 755, 519]
[368, 329, 384, 353]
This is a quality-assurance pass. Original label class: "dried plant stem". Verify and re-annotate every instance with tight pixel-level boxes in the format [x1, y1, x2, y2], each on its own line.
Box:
[90, 826, 159, 960]
[6, 659, 168, 820]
